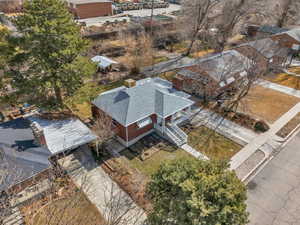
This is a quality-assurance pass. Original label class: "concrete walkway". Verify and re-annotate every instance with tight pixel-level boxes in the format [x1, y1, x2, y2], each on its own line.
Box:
[258, 79, 300, 98]
[58, 146, 146, 225]
[230, 102, 300, 170]
[191, 107, 258, 145]
[181, 144, 209, 160]
[142, 56, 194, 77]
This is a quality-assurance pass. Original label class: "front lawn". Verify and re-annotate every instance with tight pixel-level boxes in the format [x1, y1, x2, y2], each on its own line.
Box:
[65, 80, 123, 119]
[32, 192, 105, 225]
[120, 135, 194, 177]
[184, 126, 242, 160]
[265, 68, 300, 90]
[239, 85, 300, 124]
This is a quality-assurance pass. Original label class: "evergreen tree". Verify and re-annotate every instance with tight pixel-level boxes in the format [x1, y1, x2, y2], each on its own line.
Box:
[147, 159, 249, 225]
[7, 0, 96, 109]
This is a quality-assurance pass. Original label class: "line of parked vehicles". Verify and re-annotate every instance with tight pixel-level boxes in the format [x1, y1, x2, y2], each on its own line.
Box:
[114, 1, 169, 12]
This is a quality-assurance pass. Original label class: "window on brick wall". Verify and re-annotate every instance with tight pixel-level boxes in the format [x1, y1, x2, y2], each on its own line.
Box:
[137, 117, 152, 128]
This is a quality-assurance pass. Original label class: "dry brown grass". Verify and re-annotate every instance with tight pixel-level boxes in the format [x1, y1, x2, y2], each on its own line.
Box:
[239, 85, 300, 124]
[32, 192, 105, 225]
[265, 68, 300, 90]
[191, 49, 214, 58]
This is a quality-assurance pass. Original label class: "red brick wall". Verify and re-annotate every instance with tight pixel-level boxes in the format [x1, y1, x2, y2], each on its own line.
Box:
[271, 33, 300, 48]
[127, 114, 157, 141]
[72, 2, 112, 19]
[92, 104, 157, 142]
[172, 76, 184, 90]
[91, 105, 124, 139]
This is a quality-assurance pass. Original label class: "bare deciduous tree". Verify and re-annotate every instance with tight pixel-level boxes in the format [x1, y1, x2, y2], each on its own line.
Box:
[179, 0, 264, 54]
[273, 0, 300, 28]
[92, 110, 115, 157]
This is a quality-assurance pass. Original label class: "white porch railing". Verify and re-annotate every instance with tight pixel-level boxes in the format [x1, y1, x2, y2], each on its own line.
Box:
[165, 123, 187, 146]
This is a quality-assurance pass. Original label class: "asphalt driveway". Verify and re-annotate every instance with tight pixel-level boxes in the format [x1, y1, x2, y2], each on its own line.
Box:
[247, 131, 300, 225]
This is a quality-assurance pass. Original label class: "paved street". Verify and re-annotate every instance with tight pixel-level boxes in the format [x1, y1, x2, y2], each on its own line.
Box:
[142, 56, 195, 76]
[247, 130, 300, 225]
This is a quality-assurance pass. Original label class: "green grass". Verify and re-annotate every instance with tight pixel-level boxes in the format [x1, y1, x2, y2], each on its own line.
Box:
[120, 146, 194, 177]
[65, 80, 123, 118]
[185, 126, 242, 160]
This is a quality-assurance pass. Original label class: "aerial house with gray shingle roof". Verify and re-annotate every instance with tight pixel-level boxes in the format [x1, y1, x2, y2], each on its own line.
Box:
[173, 50, 253, 100]
[92, 77, 195, 147]
[271, 28, 300, 51]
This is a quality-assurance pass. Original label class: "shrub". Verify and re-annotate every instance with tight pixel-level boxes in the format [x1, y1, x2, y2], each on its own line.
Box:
[254, 120, 269, 132]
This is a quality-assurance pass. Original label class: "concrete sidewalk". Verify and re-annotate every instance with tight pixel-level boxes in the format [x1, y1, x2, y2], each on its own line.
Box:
[181, 144, 209, 160]
[258, 79, 300, 98]
[230, 102, 300, 170]
[191, 107, 258, 145]
[59, 146, 146, 225]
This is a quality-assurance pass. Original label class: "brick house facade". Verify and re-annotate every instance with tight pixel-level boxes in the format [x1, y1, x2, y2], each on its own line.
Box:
[271, 33, 300, 49]
[68, 0, 113, 19]
[92, 78, 194, 147]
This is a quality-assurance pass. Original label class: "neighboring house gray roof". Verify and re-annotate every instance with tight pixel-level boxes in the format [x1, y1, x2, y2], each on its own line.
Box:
[195, 50, 251, 82]
[0, 118, 51, 191]
[28, 116, 97, 155]
[177, 69, 199, 80]
[245, 38, 290, 59]
[141, 56, 196, 76]
[92, 78, 194, 126]
[258, 25, 289, 35]
[283, 28, 300, 42]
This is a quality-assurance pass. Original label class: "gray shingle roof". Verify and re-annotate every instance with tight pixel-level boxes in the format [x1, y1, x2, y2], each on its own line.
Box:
[0, 118, 51, 191]
[28, 116, 98, 155]
[190, 50, 251, 82]
[246, 38, 290, 59]
[92, 78, 194, 126]
[283, 28, 300, 42]
[258, 25, 289, 35]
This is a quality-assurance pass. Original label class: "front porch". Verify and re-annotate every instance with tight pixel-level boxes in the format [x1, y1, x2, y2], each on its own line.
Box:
[154, 106, 193, 146]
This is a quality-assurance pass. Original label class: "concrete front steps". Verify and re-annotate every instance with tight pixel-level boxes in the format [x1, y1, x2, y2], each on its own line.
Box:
[2, 207, 24, 225]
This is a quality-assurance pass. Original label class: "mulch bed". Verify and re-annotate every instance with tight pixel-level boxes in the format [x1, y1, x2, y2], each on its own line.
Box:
[208, 104, 269, 133]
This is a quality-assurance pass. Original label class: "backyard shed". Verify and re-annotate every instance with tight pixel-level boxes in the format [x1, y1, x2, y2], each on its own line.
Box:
[91, 55, 118, 72]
